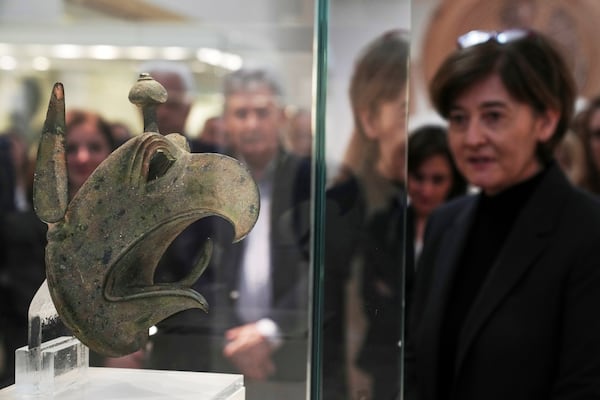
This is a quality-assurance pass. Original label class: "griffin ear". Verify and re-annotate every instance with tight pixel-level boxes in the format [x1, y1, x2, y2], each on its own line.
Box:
[165, 132, 190, 152]
[33, 82, 69, 223]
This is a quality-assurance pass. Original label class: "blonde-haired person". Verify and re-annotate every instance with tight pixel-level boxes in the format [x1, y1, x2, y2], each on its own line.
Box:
[64, 109, 116, 199]
[336, 29, 409, 213]
[324, 29, 410, 400]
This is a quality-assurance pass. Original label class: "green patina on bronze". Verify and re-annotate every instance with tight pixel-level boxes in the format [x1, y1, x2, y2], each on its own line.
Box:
[32, 76, 260, 357]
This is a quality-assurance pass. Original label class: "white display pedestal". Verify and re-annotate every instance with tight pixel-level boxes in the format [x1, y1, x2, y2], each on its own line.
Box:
[0, 368, 245, 400]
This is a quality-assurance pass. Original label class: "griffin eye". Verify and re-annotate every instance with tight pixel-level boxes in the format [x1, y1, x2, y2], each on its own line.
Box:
[147, 150, 175, 182]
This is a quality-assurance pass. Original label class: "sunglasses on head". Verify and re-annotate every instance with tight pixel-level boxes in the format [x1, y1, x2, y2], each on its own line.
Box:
[456, 29, 530, 49]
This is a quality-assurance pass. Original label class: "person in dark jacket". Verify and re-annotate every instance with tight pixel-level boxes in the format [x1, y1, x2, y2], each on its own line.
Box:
[357, 125, 467, 400]
[323, 29, 410, 400]
[406, 29, 600, 400]
[0, 110, 117, 386]
[148, 67, 311, 400]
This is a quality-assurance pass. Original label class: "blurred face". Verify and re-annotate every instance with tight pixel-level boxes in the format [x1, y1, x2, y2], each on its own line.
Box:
[201, 117, 227, 148]
[587, 108, 600, 172]
[446, 74, 556, 195]
[408, 154, 454, 218]
[66, 122, 112, 194]
[362, 88, 408, 182]
[223, 85, 283, 173]
[152, 72, 191, 135]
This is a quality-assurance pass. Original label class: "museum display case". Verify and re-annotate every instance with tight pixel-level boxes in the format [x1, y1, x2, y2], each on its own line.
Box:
[3, 0, 595, 399]
[0, 1, 410, 399]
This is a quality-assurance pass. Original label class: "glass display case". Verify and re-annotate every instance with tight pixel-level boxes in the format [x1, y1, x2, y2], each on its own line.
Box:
[3, 1, 595, 399]
[0, 1, 411, 399]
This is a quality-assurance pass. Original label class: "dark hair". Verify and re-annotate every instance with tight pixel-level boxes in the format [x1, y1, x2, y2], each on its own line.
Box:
[573, 95, 600, 194]
[408, 125, 468, 199]
[65, 109, 117, 151]
[430, 30, 576, 164]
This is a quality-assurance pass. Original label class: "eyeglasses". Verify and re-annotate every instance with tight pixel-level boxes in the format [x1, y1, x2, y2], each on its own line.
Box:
[456, 29, 530, 49]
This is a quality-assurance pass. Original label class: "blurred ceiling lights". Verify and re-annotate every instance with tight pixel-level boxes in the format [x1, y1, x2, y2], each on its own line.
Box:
[66, 0, 186, 21]
[0, 43, 243, 71]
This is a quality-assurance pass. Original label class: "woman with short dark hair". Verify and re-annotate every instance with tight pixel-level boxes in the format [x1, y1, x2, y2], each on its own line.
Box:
[406, 29, 600, 400]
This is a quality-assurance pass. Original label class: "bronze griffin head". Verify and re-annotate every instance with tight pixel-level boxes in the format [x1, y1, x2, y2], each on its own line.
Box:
[32, 77, 259, 357]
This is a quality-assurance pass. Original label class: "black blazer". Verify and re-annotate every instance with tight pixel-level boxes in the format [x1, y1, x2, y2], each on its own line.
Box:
[210, 149, 311, 334]
[406, 163, 600, 400]
[204, 149, 311, 381]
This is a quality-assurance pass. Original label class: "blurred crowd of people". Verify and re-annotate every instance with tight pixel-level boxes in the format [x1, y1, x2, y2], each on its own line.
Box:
[2, 26, 600, 400]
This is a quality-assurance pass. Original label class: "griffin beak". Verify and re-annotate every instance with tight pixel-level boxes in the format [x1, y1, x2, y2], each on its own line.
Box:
[180, 152, 260, 242]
